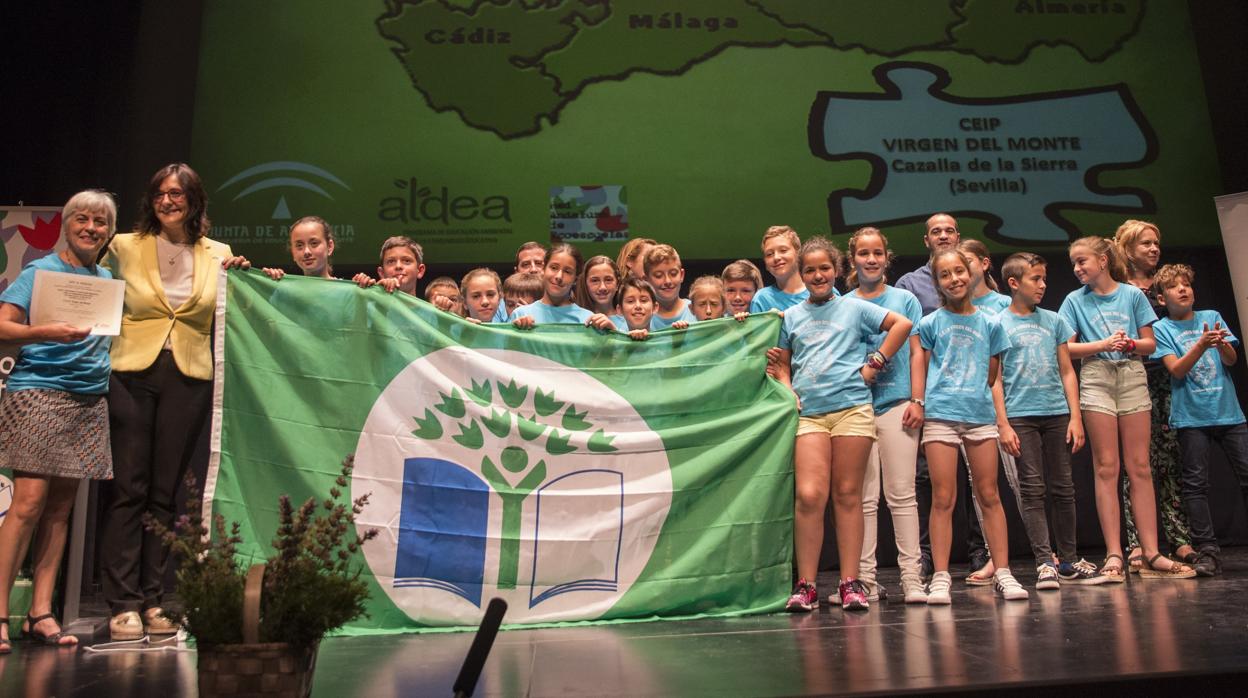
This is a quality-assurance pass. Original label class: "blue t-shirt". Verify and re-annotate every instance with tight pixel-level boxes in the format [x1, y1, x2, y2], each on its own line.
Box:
[894, 264, 940, 316]
[972, 291, 1012, 317]
[650, 299, 697, 331]
[0, 255, 113, 395]
[918, 308, 1012, 425]
[1152, 310, 1245, 428]
[751, 285, 813, 313]
[509, 300, 591, 324]
[1058, 283, 1156, 361]
[779, 296, 889, 416]
[998, 308, 1076, 418]
[853, 286, 922, 413]
[490, 304, 508, 323]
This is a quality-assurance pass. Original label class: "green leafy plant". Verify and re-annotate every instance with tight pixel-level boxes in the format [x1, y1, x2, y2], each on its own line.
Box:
[145, 455, 376, 648]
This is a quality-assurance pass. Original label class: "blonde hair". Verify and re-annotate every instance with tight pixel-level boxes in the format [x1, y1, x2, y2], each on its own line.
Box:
[721, 259, 763, 290]
[424, 276, 458, 301]
[575, 255, 620, 310]
[957, 239, 999, 291]
[1070, 236, 1127, 283]
[1113, 219, 1162, 277]
[689, 275, 726, 305]
[931, 249, 975, 308]
[1152, 263, 1194, 298]
[616, 237, 657, 279]
[844, 226, 892, 289]
[461, 267, 501, 294]
[761, 225, 800, 252]
[643, 244, 681, 277]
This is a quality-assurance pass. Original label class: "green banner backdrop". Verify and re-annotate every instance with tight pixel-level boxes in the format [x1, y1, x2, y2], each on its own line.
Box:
[189, 1, 1222, 265]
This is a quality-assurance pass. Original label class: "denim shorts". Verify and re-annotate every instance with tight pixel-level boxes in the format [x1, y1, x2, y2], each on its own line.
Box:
[1079, 358, 1151, 417]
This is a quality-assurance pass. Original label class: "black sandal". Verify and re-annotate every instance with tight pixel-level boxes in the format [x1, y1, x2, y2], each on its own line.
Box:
[0, 619, 10, 654]
[24, 613, 77, 647]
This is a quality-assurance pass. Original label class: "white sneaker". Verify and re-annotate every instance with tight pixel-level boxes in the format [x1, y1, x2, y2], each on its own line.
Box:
[926, 571, 952, 605]
[901, 575, 928, 604]
[994, 568, 1030, 601]
[1035, 564, 1061, 591]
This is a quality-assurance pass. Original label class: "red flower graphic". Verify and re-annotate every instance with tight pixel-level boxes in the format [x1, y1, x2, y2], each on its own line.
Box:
[19, 213, 61, 250]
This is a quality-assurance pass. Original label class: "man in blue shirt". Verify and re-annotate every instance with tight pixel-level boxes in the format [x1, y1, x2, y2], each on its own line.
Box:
[895, 213, 960, 316]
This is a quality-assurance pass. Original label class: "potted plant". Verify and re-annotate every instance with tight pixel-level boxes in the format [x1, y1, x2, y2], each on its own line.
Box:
[147, 456, 376, 698]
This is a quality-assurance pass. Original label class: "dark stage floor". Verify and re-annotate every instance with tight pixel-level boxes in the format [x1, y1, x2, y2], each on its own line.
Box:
[4, 551, 1248, 697]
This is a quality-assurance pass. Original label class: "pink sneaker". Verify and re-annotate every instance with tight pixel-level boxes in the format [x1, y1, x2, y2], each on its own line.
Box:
[839, 578, 870, 611]
[785, 579, 818, 612]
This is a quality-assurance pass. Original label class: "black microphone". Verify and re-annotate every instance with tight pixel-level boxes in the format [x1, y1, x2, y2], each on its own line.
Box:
[452, 597, 508, 698]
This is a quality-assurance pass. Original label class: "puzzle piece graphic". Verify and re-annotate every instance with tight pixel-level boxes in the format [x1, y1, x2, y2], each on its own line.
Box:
[809, 62, 1156, 242]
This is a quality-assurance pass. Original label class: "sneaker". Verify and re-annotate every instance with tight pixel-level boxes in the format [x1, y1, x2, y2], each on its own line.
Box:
[828, 580, 886, 605]
[1058, 558, 1109, 585]
[901, 575, 928, 604]
[110, 611, 144, 641]
[993, 568, 1030, 601]
[786, 579, 818, 612]
[1192, 550, 1222, 577]
[838, 578, 870, 611]
[926, 571, 952, 605]
[1035, 563, 1061, 591]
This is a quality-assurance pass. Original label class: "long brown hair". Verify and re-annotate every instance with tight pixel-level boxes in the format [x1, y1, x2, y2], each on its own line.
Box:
[137, 163, 210, 242]
[844, 226, 893, 289]
[957, 239, 999, 291]
[575, 255, 620, 310]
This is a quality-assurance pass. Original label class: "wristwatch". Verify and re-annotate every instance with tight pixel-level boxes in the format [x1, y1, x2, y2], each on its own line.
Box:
[909, 397, 925, 407]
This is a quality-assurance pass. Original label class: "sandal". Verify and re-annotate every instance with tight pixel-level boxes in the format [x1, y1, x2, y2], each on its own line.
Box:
[1099, 553, 1126, 583]
[0, 619, 10, 655]
[966, 561, 995, 586]
[1128, 549, 1144, 575]
[24, 613, 78, 647]
[1138, 553, 1197, 580]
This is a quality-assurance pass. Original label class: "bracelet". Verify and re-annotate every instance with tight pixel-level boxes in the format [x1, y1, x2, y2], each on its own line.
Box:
[866, 351, 888, 370]
[1125, 338, 1137, 354]
[909, 397, 925, 408]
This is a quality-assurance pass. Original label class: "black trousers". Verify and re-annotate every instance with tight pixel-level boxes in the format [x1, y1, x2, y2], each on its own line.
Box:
[101, 350, 212, 614]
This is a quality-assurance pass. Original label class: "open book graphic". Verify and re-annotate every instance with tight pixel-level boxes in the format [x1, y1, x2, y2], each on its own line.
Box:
[528, 469, 624, 608]
[394, 457, 488, 607]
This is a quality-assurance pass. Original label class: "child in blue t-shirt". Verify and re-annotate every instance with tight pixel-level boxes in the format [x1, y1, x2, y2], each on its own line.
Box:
[750, 225, 810, 313]
[511, 243, 594, 327]
[994, 253, 1104, 588]
[843, 227, 927, 604]
[594, 277, 661, 341]
[643, 244, 697, 330]
[1058, 236, 1193, 582]
[917, 249, 1028, 604]
[1151, 263, 1248, 576]
[774, 237, 913, 613]
[959, 239, 1011, 317]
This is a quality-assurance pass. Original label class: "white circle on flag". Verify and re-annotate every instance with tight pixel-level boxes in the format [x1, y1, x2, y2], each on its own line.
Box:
[353, 347, 672, 626]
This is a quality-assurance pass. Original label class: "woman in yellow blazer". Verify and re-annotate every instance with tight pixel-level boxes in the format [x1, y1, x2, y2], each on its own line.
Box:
[100, 163, 249, 640]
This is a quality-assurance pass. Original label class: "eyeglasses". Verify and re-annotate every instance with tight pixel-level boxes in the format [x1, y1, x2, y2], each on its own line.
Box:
[152, 189, 186, 202]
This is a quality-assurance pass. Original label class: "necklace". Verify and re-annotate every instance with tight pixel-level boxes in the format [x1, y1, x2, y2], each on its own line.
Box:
[158, 234, 191, 266]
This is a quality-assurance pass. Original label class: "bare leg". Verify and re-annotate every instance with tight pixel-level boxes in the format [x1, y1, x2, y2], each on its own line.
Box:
[1084, 411, 1124, 560]
[27, 477, 80, 645]
[924, 441, 960, 573]
[965, 439, 1010, 571]
[794, 434, 832, 582]
[830, 436, 871, 579]
[1120, 411, 1181, 569]
[0, 474, 52, 645]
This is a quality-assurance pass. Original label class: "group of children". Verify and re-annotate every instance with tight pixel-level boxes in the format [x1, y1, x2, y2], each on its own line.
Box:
[260, 214, 1248, 614]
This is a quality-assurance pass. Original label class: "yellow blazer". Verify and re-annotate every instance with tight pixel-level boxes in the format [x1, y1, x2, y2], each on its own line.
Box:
[103, 232, 233, 380]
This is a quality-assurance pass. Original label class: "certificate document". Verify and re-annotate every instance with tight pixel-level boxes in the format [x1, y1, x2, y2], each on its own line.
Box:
[30, 270, 127, 336]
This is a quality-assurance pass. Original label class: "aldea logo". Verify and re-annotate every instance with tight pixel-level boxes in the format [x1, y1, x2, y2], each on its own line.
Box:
[352, 348, 672, 626]
[216, 161, 351, 219]
[377, 178, 511, 224]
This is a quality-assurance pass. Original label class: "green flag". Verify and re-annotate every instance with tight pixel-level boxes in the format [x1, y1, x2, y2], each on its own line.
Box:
[208, 271, 795, 632]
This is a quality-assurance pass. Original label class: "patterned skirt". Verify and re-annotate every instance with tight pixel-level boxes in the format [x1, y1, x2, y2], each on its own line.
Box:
[0, 388, 113, 480]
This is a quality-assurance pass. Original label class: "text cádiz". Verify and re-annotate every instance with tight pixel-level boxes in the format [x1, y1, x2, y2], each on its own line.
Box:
[629, 14, 740, 31]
